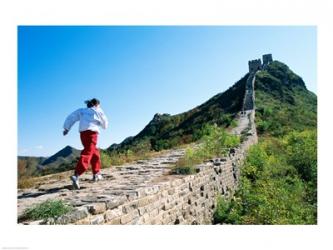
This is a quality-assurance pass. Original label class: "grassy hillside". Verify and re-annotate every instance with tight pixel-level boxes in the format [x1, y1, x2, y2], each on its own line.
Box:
[255, 61, 317, 136]
[18, 146, 80, 179]
[214, 61, 317, 224]
[38, 146, 81, 175]
[108, 73, 248, 153]
[18, 156, 46, 178]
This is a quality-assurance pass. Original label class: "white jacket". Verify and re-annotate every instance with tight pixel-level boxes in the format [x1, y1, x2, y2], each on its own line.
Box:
[63, 106, 108, 133]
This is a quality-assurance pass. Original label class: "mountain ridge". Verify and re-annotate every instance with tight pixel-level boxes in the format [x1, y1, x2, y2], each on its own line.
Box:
[108, 73, 248, 152]
[18, 145, 80, 178]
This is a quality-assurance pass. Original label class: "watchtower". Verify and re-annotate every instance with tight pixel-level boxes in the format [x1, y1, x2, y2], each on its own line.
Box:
[248, 59, 262, 72]
[262, 54, 273, 66]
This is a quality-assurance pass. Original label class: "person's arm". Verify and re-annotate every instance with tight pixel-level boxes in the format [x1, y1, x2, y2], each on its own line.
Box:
[96, 107, 108, 129]
[63, 109, 81, 135]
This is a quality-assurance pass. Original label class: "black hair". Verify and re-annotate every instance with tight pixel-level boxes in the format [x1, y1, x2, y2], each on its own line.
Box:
[85, 98, 100, 108]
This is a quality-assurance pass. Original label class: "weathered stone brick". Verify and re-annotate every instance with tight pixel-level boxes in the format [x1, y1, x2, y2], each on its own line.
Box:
[105, 196, 127, 210]
[90, 214, 105, 225]
[145, 203, 155, 213]
[55, 207, 89, 224]
[122, 200, 138, 213]
[135, 216, 145, 224]
[106, 217, 121, 225]
[148, 195, 159, 204]
[126, 192, 138, 201]
[179, 189, 189, 197]
[162, 201, 173, 211]
[150, 214, 164, 225]
[161, 190, 168, 197]
[167, 188, 176, 195]
[104, 207, 123, 222]
[171, 179, 183, 187]
[120, 210, 139, 224]
[142, 213, 150, 224]
[138, 207, 146, 216]
[75, 217, 91, 225]
[137, 196, 151, 207]
[86, 203, 106, 215]
[149, 208, 159, 218]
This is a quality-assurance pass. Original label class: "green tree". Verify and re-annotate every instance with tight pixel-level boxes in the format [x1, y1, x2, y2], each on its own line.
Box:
[284, 130, 317, 183]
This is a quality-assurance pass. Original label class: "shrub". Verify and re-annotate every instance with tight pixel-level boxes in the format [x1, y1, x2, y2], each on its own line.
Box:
[230, 119, 238, 128]
[172, 159, 196, 175]
[284, 130, 317, 183]
[22, 200, 73, 221]
[100, 150, 112, 168]
[244, 144, 269, 173]
[213, 196, 242, 224]
[173, 125, 240, 175]
[200, 125, 240, 158]
[104, 144, 160, 166]
[18, 177, 38, 189]
[256, 120, 271, 134]
[172, 147, 199, 175]
[214, 135, 317, 225]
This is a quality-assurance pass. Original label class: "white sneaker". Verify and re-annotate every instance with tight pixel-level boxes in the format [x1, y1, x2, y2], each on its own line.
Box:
[70, 175, 80, 189]
[93, 173, 103, 182]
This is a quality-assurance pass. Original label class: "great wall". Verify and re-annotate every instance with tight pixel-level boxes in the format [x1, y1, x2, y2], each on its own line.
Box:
[17, 54, 272, 225]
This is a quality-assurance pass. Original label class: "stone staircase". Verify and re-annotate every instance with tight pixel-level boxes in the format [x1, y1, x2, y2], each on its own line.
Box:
[243, 71, 257, 111]
[17, 149, 186, 220]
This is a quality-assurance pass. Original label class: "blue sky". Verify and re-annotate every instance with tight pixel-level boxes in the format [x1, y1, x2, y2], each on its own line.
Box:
[18, 26, 316, 157]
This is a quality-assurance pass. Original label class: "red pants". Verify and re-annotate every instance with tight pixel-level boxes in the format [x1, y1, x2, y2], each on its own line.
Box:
[75, 130, 101, 176]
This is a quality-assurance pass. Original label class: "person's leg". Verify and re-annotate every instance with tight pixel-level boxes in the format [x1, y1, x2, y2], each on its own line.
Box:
[90, 132, 101, 175]
[91, 150, 101, 175]
[75, 131, 95, 176]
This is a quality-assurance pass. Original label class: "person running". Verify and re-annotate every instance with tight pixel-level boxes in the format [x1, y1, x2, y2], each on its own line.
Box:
[63, 98, 108, 189]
